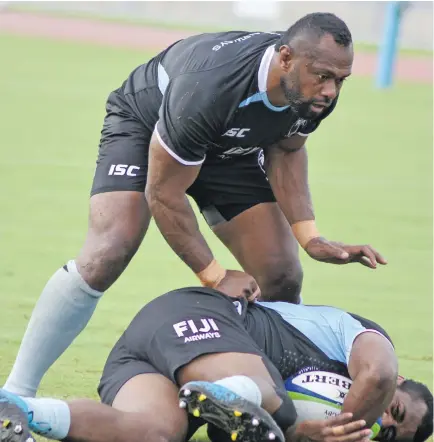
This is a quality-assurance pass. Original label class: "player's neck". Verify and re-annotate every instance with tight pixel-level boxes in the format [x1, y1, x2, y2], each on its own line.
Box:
[266, 55, 289, 107]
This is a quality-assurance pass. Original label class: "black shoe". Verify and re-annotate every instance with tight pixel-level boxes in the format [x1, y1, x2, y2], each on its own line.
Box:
[0, 402, 35, 442]
[207, 423, 234, 441]
[179, 381, 284, 442]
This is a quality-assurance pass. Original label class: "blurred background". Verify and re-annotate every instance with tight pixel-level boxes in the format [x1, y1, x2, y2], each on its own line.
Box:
[0, 2, 432, 441]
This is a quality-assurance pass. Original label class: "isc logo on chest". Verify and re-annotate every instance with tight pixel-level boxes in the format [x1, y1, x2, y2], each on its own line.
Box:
[223, 128, 251, 138]
[173, 319, 221, 343]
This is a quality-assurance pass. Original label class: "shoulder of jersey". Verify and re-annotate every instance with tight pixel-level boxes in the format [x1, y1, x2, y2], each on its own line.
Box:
[175, 30, 283, 72]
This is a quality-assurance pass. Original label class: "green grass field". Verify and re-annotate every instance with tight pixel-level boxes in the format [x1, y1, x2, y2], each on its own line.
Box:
[0, 33, 432, 441]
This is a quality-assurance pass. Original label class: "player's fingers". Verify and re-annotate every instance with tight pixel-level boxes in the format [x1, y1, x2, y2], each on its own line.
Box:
[322, 419, 366, 436]
[247, 286, 261, 302]
[246, 278, 261, 302]
[323, 243, 350, 260]
[371, 247, 388, 265]
[322, 413, 355, 427]
[328, 430, 372, 442]
[359, 246, 377, 268]
[336, 421, 371, 435]
[360, 255, 375, 269]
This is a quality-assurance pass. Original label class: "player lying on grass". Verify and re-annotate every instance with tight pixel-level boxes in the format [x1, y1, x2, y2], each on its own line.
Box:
[1, 279, 432, 442]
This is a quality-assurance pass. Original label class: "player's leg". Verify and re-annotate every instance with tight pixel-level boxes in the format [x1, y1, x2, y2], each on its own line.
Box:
[0, 373, 187, 442]
[4, 90, 154, 397]
[137, 288, 295, 441]
[178, 353, 290, 442]
[212, 202, 303, 303]
[191, 151, 303, 303]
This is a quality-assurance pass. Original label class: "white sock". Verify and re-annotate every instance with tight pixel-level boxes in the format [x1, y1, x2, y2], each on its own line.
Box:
[4, 260, 103, 397]
[214, 376, 262, 406]
[24, 397, 71, 440]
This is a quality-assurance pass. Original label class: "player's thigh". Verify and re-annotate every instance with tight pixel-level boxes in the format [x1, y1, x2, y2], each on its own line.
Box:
[213, 202, 301, 277]
[190, 151, 303, 302]
[98, 336, 188, 440]
[77, 90, 153, 290]
[97, 309, 202, 441]
[113, 373, 188, 440]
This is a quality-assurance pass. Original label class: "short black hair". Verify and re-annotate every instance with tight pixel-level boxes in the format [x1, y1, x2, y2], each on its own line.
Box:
[276, 12, 352, 51]
[399, 379, 433, 442]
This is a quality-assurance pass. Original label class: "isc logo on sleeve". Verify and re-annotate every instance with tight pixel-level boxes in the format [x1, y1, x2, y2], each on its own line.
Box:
[108, 164, 140, 176]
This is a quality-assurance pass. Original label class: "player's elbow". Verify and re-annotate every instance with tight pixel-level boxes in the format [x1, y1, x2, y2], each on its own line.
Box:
[145, 182, 166, 210]
[144, 182, 157, 206]
[145, 182, 184, 217]
[365, 362, 398, 393]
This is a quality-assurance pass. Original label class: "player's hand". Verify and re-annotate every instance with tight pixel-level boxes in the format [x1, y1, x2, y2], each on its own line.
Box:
[214, 270, 260, 301]
[304, 237, 387, 269]
[293, 413, 373, 442]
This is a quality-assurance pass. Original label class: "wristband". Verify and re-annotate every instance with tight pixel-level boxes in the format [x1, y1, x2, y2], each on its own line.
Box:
[370, 417, 382, 439]
[196, 259, 226, 288]
[291, 220, 321, 249]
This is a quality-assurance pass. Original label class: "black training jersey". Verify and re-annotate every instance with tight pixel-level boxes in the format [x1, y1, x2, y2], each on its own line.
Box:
[237, 300, 394, 380]
[120, 31, 338, 164]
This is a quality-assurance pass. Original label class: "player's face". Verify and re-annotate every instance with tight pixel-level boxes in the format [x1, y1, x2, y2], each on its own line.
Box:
[376, 389, 427, 442]
[280, 34, 353, 119]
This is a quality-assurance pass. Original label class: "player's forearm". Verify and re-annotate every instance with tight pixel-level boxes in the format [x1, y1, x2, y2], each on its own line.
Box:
[148, 192, 214, 274]
[265, 146, 314, 225]
[342, 370, 396, 428]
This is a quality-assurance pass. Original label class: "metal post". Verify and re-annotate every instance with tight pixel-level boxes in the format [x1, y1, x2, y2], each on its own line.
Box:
[376, 1, 408, 89]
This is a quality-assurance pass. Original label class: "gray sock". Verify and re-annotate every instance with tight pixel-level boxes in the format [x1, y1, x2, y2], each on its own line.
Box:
[4, 260, 103, 397]
[24, 396, 71, 440]
[214, 376, 262, 406]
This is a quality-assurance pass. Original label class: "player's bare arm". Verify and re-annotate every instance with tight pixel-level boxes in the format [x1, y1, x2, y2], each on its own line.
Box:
[264, 136, 387, 269]
[285, 413, 372, 442]
[146, 133, 260, 300]
[344, 332, 398, 427]
[145, 133, 212, 273]
[264, 135, 314, 224]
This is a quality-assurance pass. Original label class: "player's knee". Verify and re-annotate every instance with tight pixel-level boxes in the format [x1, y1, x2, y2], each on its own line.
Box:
[75, 192, 149, 291]
[259, 265, 303, 303]
[76, 225, 144, 291]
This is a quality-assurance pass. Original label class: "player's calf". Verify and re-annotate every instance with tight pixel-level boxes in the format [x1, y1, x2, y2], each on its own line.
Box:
[0, 389, 184, 442]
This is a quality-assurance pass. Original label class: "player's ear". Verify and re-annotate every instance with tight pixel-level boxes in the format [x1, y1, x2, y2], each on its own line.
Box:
[278, 45, 294, 72]
[397, 375, 406, 386]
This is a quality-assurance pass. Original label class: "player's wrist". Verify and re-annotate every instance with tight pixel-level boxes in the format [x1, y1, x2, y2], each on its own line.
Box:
[291, 220, 321, 249]
[196, 259, 227, 288]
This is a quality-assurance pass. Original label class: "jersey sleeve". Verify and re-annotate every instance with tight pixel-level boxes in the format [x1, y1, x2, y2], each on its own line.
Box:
[338, 313, 395, 365]
[155, 72, 226, 165]
[297, 98, 339, 137]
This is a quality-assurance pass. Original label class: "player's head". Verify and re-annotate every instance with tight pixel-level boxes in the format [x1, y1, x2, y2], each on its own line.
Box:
[377, 378, 433, 442]
[275, 12, 353, 119]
